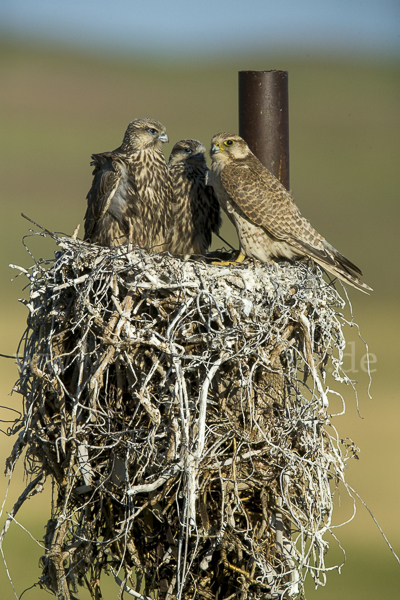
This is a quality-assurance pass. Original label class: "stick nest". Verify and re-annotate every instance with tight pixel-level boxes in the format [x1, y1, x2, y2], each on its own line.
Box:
[5, 233, 360, 600]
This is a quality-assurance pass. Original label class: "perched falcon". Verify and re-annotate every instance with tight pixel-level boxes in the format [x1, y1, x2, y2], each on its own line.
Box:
[209, 132, 372, 293]
[84, 118, 174, 251]
[167, 139, 221, 255]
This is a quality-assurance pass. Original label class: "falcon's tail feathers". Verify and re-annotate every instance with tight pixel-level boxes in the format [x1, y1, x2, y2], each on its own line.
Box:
[291, 239, 372, 293]
[325, 247, 372, 294]
[315, 254, 372, 294]
[326, 264, 372, 294]
[332, 250, 363, 277]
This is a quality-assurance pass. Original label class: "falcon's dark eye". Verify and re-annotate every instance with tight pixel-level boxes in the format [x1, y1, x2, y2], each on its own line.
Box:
[224, 140, 234, 146]
[184, 148, 192, 154]
[147, 128, 158, 135]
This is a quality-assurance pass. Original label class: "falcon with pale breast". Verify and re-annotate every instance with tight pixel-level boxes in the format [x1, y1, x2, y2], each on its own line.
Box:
[209, 132, 372, 293]
[84, 118, 174, 250]
[167, 139, 221, 255]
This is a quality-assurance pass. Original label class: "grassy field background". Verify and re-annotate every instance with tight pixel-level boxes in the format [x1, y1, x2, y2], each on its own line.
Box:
[0, 39, 399, 598]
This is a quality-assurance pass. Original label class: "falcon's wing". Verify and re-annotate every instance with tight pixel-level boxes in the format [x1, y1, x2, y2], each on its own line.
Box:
[220, 160, 301, 235]
[84, 153, 122, 240]
[84, 152, 142, 243]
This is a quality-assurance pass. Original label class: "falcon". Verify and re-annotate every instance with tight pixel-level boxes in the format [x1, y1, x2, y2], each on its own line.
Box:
[209, 132, 372, 293]
[84, 118, 174, 251]
[167, 139, 221, 255]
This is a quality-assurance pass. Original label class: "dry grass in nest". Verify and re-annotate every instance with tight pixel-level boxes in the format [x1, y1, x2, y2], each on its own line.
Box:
[2, 230, 364, 600]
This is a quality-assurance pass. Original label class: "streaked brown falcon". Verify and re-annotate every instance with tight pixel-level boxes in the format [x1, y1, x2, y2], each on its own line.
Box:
[84, 118, 174, 251]
[209, 132, 372, 293]
[167, 139, 221, 255]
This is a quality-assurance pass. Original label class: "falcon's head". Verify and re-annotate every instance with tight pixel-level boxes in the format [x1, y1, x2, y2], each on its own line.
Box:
[168, 139, 207, 167]
[121, 118, 169, 152]
[210, 133, 251, 163]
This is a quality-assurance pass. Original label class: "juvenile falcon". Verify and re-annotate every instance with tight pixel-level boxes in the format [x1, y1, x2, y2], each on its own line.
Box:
[84, 118, 174, 250]
[209, 132, 372, 293]
[167, 139, 221, 255]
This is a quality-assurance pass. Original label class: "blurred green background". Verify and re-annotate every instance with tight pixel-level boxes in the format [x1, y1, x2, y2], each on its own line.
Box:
[0, 35, 399, 599]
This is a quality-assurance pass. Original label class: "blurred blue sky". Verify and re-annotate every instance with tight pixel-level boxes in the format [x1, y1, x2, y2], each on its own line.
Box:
[1, 0, 399, 58]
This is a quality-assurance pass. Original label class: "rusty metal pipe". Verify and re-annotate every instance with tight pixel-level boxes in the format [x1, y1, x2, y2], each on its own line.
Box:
[238, 70, 289, 190]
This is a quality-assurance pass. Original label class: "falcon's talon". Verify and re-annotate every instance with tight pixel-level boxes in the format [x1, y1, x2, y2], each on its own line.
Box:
[212, 250, 246, 266]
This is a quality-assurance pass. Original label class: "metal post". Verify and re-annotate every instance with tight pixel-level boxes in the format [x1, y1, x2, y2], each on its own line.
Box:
[239, 69, 290, 566]
[238, 70, 289, 190]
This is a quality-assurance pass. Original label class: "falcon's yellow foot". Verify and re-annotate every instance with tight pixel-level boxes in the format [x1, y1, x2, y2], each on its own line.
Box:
[212, 251, 246, 266]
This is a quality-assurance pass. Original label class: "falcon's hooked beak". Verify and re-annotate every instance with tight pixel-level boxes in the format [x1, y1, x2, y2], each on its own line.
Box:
[210, 142, 221, 156]
[190, 151, 206, 163]
[158, 132, 169, 144]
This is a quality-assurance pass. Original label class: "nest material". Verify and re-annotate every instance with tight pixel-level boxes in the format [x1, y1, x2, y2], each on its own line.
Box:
[5, 234, 359, 600]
